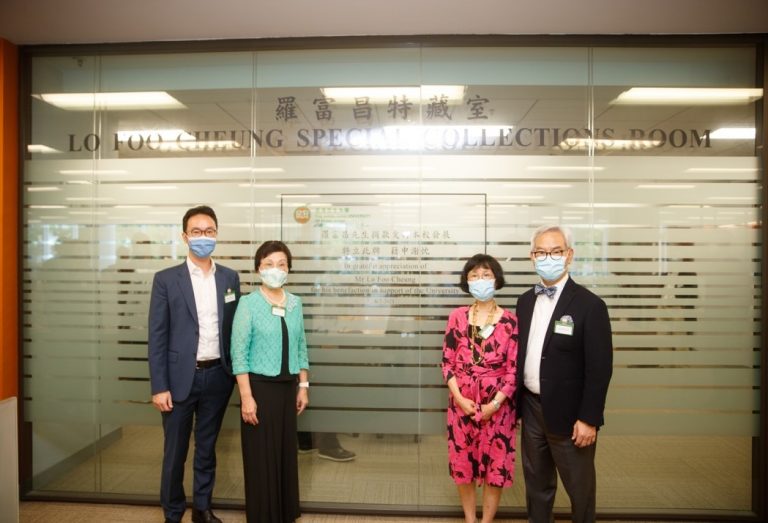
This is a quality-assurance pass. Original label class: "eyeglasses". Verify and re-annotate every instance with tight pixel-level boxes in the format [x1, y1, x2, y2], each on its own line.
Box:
[467, 273, 495, 281]
[532, 249, 566, 261]
[187, 228, 218, 238]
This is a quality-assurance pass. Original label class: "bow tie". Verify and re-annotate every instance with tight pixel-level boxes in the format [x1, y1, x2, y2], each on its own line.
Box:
[535, 283, 557, 298]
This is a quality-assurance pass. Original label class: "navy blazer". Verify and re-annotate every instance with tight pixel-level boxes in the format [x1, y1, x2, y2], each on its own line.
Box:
[148, 261, 241, 402]
[516, 277, 613, 435]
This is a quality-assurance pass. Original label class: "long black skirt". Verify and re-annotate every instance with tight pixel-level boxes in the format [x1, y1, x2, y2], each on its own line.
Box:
[241, 378, 300, 523]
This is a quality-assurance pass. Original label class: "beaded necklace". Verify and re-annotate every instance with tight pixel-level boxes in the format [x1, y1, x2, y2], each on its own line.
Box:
[469, 300, 497, 365]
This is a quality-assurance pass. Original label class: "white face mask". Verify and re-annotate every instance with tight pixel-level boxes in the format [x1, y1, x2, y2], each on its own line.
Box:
[260, 267, 288, 289]
[535, 257, 567, 282]
[468, 279, 496, 301]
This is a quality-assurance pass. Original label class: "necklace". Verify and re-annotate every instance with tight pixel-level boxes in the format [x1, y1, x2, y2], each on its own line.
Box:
[260, 286, 286, 307]
[469, 300, 497, 364]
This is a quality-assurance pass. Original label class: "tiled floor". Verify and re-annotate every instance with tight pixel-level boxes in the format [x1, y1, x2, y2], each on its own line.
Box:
[24, 425, 753, 520]
[19, 501, 700, 523]
[32, 426, 752, 510]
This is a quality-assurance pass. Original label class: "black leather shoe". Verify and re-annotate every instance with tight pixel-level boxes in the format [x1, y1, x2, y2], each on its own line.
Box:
[191, 508, 222, 523]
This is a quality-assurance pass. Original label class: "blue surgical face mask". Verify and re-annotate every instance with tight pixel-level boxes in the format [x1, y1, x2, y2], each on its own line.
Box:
[260, 267, 288, 289]
[188, 237, 216, 258]
[468, 279, 496, 302]
[535, 257, 567, 282]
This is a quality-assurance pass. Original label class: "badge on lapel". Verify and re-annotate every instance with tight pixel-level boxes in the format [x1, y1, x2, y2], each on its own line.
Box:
[224, 288, 236, 303]
[554, 314, 574, 336]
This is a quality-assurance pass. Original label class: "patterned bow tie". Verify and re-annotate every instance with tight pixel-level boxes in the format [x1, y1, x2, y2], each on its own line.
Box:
[535, 283, 557, 298]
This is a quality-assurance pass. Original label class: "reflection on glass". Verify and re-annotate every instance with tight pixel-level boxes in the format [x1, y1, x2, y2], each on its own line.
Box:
[22, 45, 761, 517]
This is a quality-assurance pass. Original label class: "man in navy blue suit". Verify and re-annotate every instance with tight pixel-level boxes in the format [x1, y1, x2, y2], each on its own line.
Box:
[148, 205, 241, 523]
[516, 225, 613, 523]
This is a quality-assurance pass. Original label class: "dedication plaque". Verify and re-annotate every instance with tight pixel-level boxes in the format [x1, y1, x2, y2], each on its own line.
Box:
[283, 193, 487, 434]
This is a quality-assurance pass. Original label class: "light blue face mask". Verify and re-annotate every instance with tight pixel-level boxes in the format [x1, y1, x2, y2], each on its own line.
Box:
[468, 278, 496, 302]
[188, 237, 216, 258]
[535, 257, 566, 282]
[260, 267, 288, 289]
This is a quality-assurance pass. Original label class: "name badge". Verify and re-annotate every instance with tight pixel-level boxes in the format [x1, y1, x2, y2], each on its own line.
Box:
[479, 324, 495, 339]
[554, 315, 574, 336]
[224, 289, 236, 303]
[272, 306, 286, 317]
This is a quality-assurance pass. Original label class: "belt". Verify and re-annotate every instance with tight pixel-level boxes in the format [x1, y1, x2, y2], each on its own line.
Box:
[196, 358, 221, 369]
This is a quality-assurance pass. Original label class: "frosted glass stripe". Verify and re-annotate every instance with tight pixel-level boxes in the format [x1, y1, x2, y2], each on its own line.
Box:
[603, 412, 758, 436]
[608, 387, 758, 410]
[612, 368, 758, 386]
[298, 410, 445, 435]
[310, 366, 445, 386]
[613, 350, 759, 366]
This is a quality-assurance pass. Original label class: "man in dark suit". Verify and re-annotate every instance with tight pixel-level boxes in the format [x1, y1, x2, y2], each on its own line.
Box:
[148, 205, 241, 523]
[516, 225, 613, 523]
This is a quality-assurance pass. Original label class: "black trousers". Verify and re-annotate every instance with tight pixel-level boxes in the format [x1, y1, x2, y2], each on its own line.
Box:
[521, 391, 597, 523]
[241, 378, 300, 523]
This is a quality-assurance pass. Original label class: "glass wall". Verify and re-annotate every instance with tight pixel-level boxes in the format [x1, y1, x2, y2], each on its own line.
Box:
[22, 42, 763, 517]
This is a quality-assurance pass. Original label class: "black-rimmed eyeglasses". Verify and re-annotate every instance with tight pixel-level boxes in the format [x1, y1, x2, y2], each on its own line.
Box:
[531, 249, 566, 261]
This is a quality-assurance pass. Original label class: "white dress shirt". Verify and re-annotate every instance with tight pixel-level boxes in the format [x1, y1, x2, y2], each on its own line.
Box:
[186, 257, 220, 361]
[523, 273, 570, 394]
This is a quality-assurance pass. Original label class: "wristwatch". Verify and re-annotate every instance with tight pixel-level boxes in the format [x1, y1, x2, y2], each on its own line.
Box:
[491, 399, 501, 410]
[298, 381, 309, 389]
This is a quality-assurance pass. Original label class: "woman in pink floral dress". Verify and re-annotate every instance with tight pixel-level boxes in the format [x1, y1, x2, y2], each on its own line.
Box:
[442, 253, 518, 523]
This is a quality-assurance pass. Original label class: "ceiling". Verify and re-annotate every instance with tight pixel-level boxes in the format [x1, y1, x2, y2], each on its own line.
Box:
[1, 0, 767, 46]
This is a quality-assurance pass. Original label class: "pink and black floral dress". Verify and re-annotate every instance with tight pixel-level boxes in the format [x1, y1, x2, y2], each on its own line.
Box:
[441, 306, 518, 487]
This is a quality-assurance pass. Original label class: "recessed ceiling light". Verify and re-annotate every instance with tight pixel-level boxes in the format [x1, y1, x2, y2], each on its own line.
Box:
[612, 87, 763, 105]
[26, 186, 61, 192]
[27, 144, 59, 154]
[709, 127, 756, 140]
[35, 91, 185, 111]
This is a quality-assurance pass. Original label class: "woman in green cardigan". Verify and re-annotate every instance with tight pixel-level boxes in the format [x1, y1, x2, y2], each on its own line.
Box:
[231, 240, 309, 523]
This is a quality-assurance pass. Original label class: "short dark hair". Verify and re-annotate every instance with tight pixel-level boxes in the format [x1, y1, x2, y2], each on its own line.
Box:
[254, 240, 293, 271]
[182, 205, 218, 232]
[459, 253, 505, 293]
